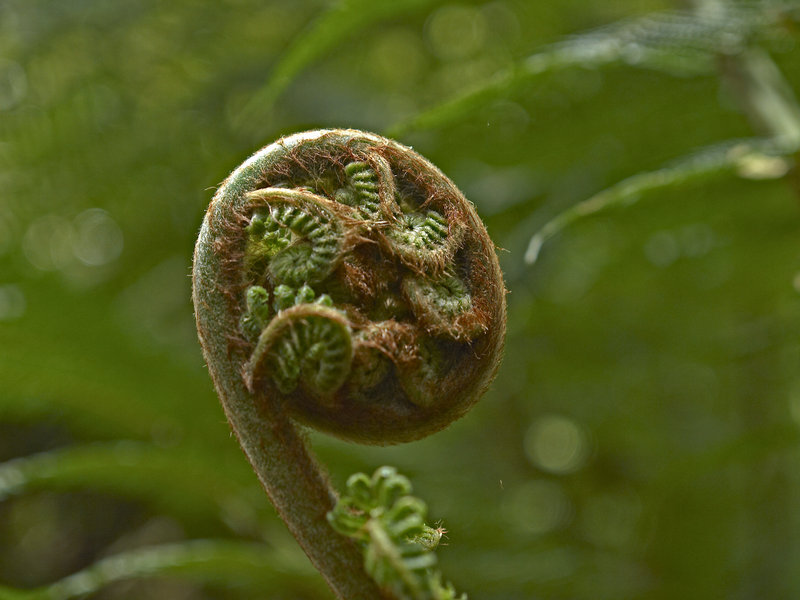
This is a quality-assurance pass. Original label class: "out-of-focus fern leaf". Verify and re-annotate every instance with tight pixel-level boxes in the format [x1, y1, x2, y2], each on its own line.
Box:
[232, 0, 441, 131]
[0, 585, 27, 600]
[0, 443, 273, 534]
[0, 540, 324, 600]
[389, 1, 800, 136]
[525, 137, 795, 264]
[0, 283, 224, 443]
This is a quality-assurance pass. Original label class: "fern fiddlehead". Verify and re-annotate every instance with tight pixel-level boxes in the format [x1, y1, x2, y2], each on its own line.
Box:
[192, 129, 506, 599]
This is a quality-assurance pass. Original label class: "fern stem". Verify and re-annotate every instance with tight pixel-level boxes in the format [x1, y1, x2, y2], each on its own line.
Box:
[218, 381, 387, 599]
[195, 213, 389, 600]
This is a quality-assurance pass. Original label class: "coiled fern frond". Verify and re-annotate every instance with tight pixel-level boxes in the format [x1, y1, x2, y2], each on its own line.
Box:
[192, 129, 505, 598]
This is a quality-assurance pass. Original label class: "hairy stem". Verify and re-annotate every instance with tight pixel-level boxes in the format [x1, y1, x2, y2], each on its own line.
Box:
[194, 222, 388, 599]
[228, 392, 384, 598]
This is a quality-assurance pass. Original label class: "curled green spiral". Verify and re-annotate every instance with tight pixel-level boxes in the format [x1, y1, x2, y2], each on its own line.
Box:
[388, 208, 447, 253]
[336, 161, 383, 220]
[245, 187, 346, 287]
[402, 271, 486, 342]
[244, 303, 353, 402]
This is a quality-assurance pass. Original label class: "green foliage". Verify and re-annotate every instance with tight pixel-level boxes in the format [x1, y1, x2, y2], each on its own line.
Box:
[328, 466, 464, 600]
[246, 304, 353, 397]
[232, 0, 443, 131]
[0, 443, 262, 529]
[0, 540, 322, 600]
[388, 0, 800, 136]
[525, 137, 795, 263]
[2, 0, 800, 598]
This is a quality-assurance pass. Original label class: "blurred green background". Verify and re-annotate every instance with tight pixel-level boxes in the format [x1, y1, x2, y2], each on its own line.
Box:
[2, 0, 800, 598]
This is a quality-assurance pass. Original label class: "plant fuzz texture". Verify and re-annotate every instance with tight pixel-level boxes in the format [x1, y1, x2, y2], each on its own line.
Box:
[192, 129, 506, 599]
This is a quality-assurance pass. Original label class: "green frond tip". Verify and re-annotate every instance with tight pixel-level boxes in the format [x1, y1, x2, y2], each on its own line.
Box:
[241, 284, 335, 340]
[244, 210, 293, 277]
[328, 466, 466, 600]
[272, 283, 334, 313]
[240, 285, 271, 340]
[525, 137, 795, 265]
[388, 209, 448, 252]
[410, 524, 446, 551]
[244, 188, 346, 288]
[336, 161, 383, 220]
[402, 271, 485, 342]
